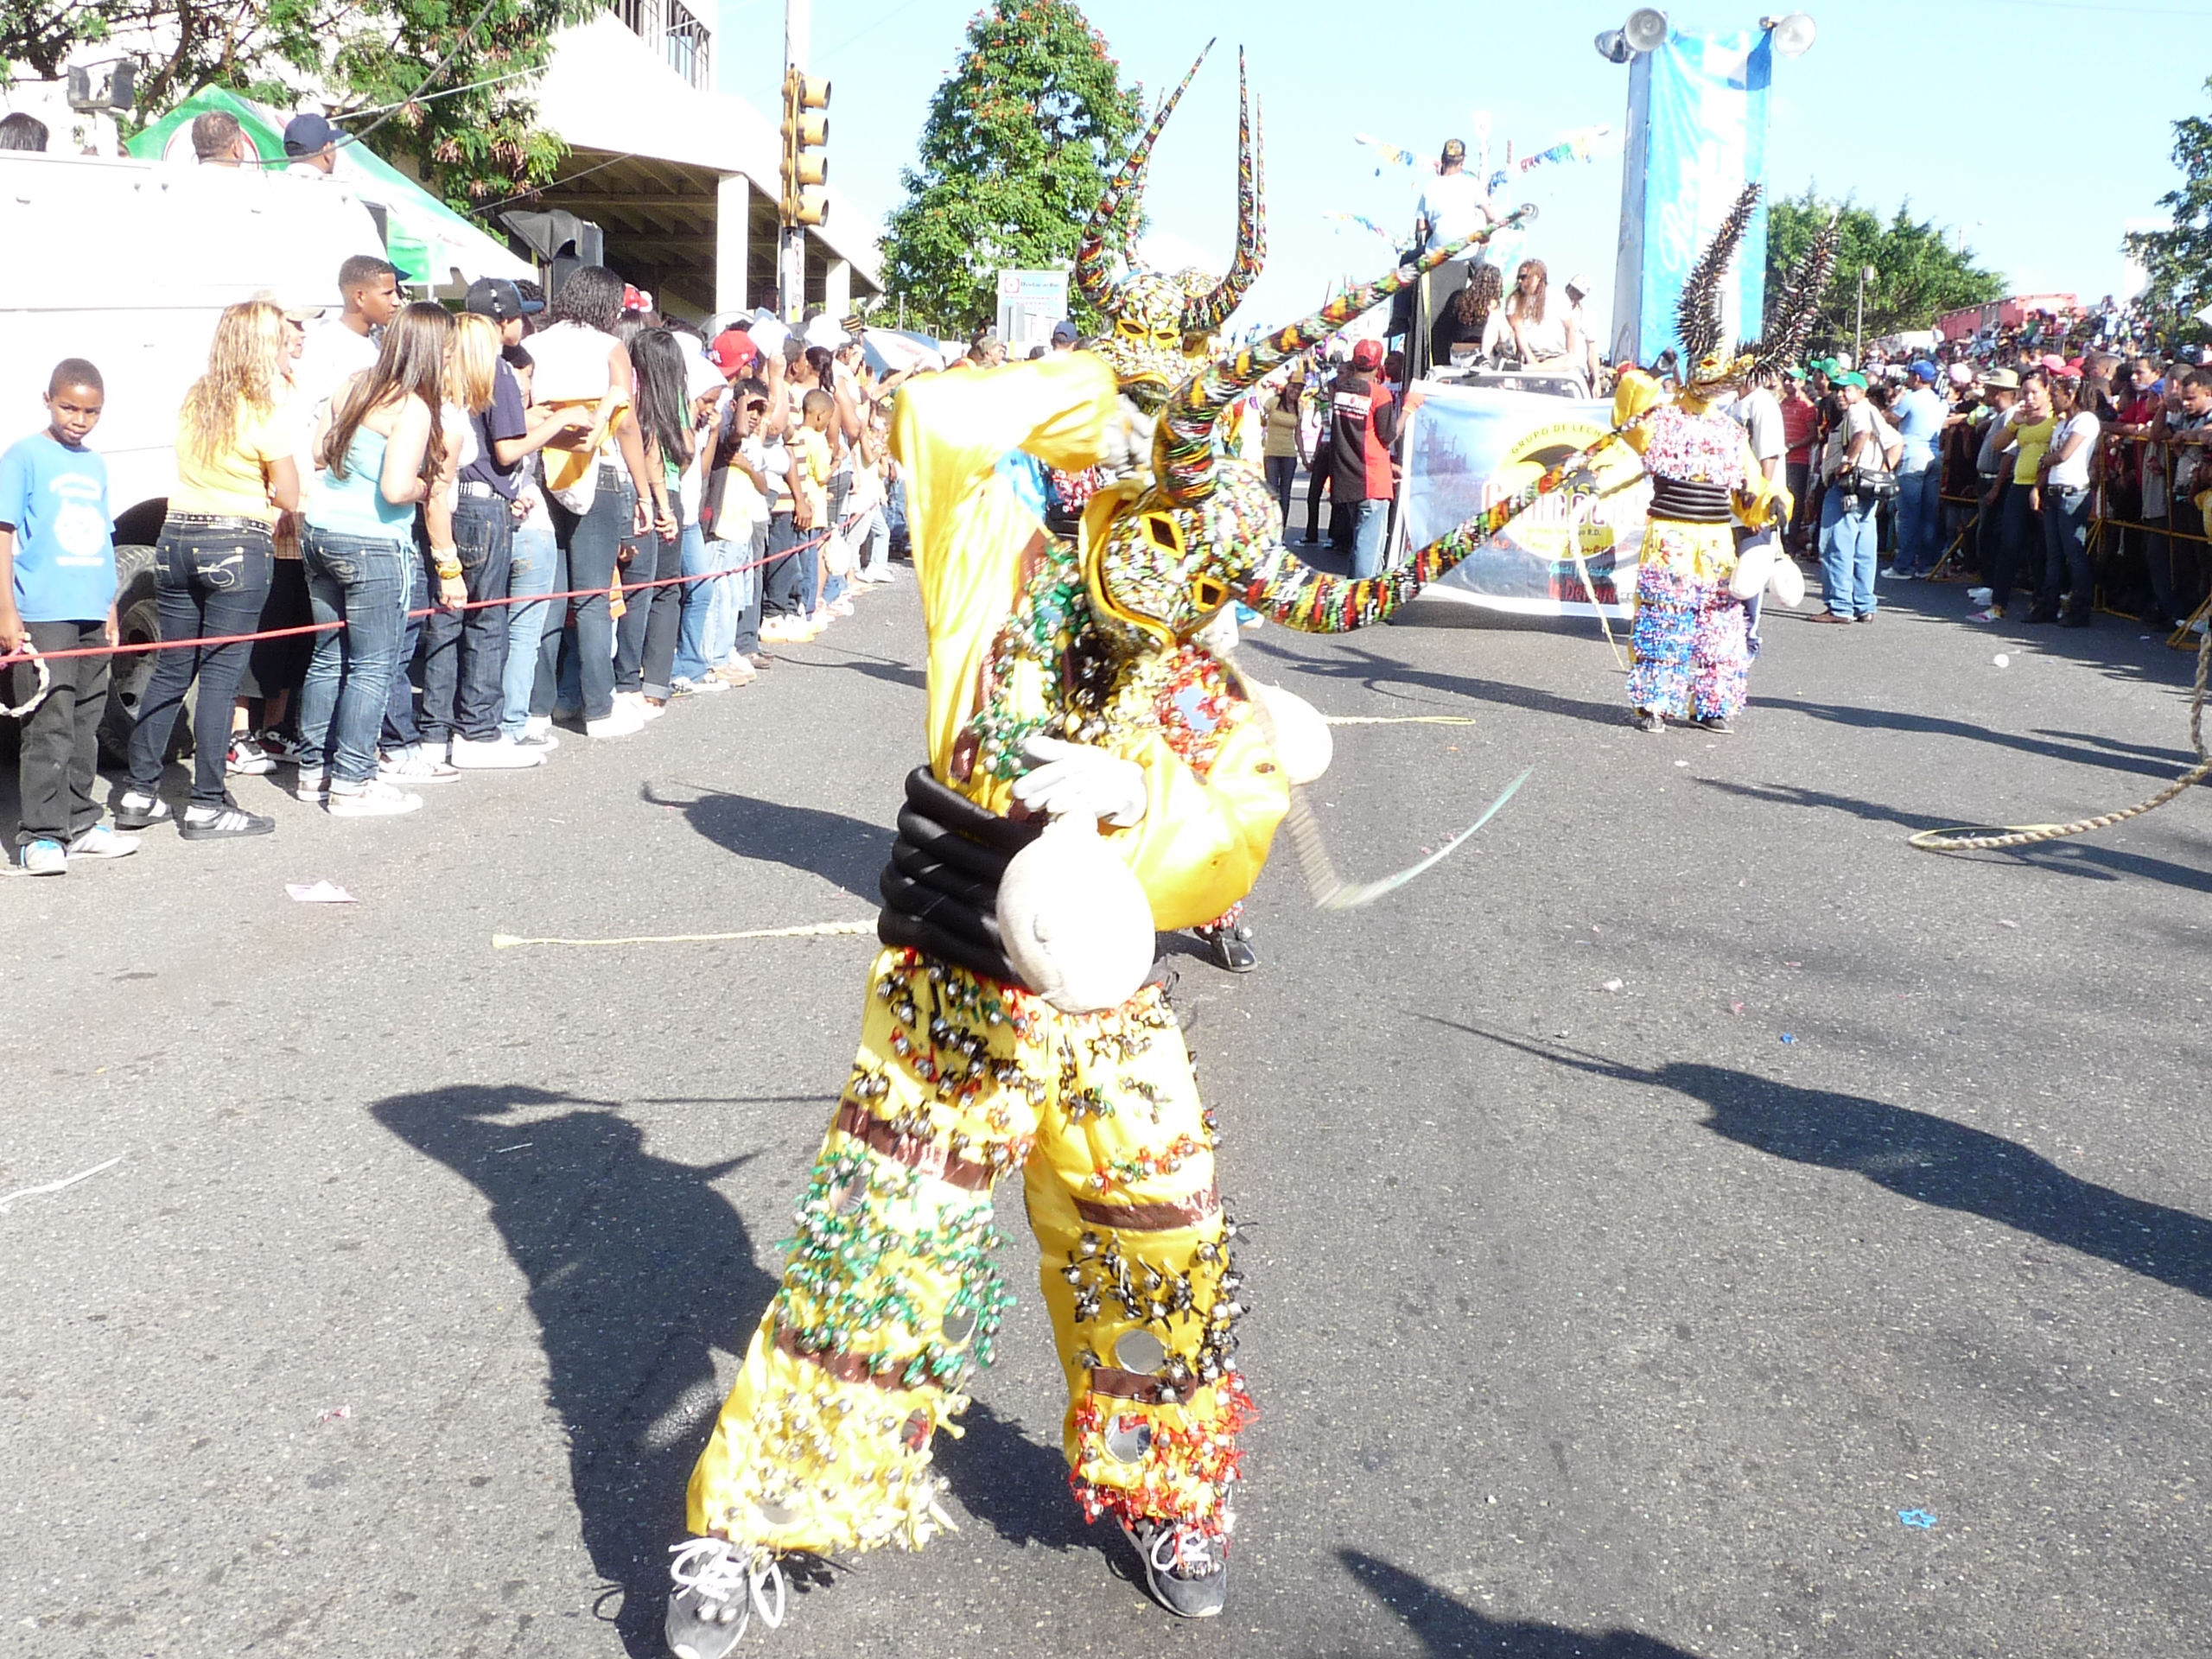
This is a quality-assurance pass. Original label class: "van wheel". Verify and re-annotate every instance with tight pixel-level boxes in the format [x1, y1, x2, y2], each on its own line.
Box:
[97, 543, 189, 768]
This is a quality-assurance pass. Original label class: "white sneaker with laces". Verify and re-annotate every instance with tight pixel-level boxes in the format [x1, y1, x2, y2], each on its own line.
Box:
[664, 1540, 786, 1659]
[449, 734, 546, 770]
[327, 779, 423, 817]
[66, 824, 140, 859]
[378, 744, 460, 785]
[586, 703, 646, 739]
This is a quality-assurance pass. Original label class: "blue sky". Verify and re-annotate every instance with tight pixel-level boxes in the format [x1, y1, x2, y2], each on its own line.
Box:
[717, 0, 2212, 333]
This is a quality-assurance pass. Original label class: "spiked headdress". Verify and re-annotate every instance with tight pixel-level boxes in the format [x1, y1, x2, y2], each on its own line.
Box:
[1075, 42, 1265, 400]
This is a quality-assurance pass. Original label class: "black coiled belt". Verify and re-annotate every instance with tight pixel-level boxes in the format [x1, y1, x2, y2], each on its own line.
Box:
[1648, 475, 1735, 524]
[877, 766, 1042, 989]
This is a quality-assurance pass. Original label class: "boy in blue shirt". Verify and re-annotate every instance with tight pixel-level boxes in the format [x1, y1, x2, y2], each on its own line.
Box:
[0, 359, 132, 873]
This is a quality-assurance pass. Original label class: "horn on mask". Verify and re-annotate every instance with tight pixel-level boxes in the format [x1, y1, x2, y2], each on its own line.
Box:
[1074, 41, 1215, 315]
[1747, 210, 1840, 382]
[1675, 181, 1762, 370]
[1180, 51, 1265, 336]
[1151, 207, 1535, 506]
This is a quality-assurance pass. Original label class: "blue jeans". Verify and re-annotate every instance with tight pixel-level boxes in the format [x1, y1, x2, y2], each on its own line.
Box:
[2039, 485, 2094, 617]
[1264, 454, 1297, 523]
[1818, 488, 1878, 618]
[298, 525, 412, 786]
[379, 540, 425, 751]
[673, 522, 736, 682]
[126, 514, 274, 806]
[418, 493, 512, 743]
[616, 525, 680, 697]
[853, 508, 890, 580]
[502, 520, 556, 738]
[1894, 465, 1940, 575]
[761, 511, 804, 618]
[549, 471, 635, 722]
[1351, 499, 1390, 580]
[1990, 482, 2042, 613]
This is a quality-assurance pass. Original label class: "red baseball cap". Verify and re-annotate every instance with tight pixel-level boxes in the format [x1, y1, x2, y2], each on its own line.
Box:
[622, 283, 652, 314]
[708, 328, 760, 375]
[1351, 338, 1384, 372]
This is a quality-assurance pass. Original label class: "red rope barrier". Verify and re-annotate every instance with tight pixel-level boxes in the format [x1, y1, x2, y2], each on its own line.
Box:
[0, 530, 833, 671]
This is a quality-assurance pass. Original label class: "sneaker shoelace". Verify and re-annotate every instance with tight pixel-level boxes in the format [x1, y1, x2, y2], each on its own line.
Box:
[1147, 1524, 1221, 1581]
[669, 1539, 787, 1630]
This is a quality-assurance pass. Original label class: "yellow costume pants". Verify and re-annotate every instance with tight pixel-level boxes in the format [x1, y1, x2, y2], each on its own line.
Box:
[685, 947, 1254, 1561]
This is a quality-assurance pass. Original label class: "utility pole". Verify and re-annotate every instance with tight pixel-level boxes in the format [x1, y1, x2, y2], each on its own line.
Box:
[1853, 264, 1875, 365]
[779, 0, 830, 324]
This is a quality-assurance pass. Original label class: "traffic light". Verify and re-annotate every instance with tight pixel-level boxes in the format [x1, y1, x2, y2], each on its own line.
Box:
[780, 70, 830, 229]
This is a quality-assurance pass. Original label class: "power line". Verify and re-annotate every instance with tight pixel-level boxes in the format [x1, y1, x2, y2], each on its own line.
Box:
[819, 0, 928, 60]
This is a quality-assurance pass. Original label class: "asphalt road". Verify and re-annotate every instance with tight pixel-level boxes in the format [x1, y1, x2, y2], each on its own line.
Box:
[3, 562, 2209, 1659]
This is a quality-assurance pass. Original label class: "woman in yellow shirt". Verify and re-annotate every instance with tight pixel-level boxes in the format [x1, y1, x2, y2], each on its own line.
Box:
[1974, 369, 2055, 622]
[115, 300, 298, 840]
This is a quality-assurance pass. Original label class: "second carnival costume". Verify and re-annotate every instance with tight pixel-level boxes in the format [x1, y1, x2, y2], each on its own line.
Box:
[1614, 185, 1840, 732]
[666, 45, 1603, 1657]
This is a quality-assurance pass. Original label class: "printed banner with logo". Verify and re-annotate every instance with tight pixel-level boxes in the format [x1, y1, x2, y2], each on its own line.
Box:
[1395, 383, 1649, 619]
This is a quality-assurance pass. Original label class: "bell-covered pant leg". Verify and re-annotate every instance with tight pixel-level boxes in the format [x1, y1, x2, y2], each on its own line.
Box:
[683, 950, 1252, 1561]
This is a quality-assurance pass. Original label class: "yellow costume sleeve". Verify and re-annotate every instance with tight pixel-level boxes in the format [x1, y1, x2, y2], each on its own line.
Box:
[1733, 434, 1792, 529]
[890, 354, 1117, 776]
[1611, 369, 1667, 456]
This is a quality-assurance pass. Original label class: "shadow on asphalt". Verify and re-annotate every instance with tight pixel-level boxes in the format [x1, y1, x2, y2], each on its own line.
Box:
[1697, 779, 2212, 893]
[1334, 1551, 1700, 1656]
[371, 1084, 777, 1657]
[1431, 1026, 2212, 1304]
[932, 1397, 1105, 1556]
[1243, 634, 1628, 730]
[645, 780, 892, 904]
[1753, 695, 2202, 784]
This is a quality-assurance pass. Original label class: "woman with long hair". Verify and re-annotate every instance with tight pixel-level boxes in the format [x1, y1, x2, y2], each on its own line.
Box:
[1504, 258, 1579, 367]
[616, 324, 691, 713]
[295, 301, 457, 816]
[416, 310, 543, 764]
[114, 300, 298, 840]
[2034, 372, 2101, 626]
[527, 265, 657, 738]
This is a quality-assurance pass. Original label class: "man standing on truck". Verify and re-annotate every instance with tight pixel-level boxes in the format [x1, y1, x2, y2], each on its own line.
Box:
[283, 113, 342, 177]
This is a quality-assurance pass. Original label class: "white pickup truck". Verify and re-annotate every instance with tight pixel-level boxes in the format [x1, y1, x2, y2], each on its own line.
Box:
[0, 151, 388, 757]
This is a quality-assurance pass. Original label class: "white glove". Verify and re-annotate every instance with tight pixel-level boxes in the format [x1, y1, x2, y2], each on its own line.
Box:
[1011, 735, 1147, 828]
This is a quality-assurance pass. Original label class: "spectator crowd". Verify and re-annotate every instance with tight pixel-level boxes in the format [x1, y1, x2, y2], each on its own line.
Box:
[3, 116, 919, 871]
[8, 111, 2211, 874]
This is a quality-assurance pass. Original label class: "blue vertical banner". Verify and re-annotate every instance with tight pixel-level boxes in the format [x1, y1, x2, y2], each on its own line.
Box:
[1608, 27, 1772, 369]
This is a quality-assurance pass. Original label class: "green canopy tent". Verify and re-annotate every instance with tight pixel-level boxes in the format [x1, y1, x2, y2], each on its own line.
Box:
[126, 87, 535, 294]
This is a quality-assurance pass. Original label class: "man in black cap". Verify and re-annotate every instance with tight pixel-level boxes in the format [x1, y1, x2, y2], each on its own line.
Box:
[282, 112, 340, 176]
[1050, 318, 1081, 353]
[464, 276, 543, 357]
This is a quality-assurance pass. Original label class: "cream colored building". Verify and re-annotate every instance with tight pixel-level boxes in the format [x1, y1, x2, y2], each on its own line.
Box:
[0, 3, 880, 322]
[530, 3, 880, 321]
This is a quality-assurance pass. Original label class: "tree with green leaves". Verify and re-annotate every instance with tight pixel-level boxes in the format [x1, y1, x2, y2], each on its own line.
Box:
[878, 0, 1143, 337]
[1764, 189, 2003, 353]
[2124, 75, 2212, 335]
[0, 0, 595, 208]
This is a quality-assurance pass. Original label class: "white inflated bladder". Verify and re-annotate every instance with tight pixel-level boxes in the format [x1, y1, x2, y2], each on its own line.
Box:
[1248, 681, 1333, 785]
[997, 815, 1157, 1014]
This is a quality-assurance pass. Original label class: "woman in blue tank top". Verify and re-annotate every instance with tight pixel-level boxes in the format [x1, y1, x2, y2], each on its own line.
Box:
[297, 302, 460, 817]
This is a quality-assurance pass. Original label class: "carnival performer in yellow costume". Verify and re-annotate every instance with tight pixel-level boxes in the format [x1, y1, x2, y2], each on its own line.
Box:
[665, 49, 1574, 1657]
[1614, 185, 1838, 734]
